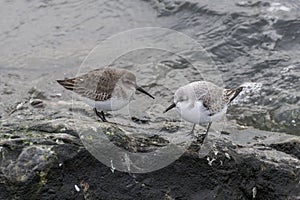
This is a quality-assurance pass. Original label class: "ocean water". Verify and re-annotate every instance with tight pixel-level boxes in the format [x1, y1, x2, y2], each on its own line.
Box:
[0, 0, 299, 135]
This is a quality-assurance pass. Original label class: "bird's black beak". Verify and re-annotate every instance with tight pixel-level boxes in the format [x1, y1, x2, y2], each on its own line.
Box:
[163, 103, 176, 113]
[136, 86, 155, 99]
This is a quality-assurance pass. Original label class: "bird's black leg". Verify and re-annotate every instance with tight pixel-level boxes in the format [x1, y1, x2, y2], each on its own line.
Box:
[100, 111, 107, 122]
[187, 124, 197, 138]
[93, 108, 107, 122]
[191, 124, 196, 135]
[202, 122, 212, 141]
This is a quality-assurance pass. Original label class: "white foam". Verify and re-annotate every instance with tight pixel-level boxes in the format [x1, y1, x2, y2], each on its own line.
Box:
[240, 82, 263, 92]
[267, 2, 291, 12]
[281, 65, 296, 75]
[231, 82, 263, 104]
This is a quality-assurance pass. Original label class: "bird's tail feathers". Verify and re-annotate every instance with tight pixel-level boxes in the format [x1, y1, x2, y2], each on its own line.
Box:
[224, 86, 243, 103]
[57, 79, 76, 91]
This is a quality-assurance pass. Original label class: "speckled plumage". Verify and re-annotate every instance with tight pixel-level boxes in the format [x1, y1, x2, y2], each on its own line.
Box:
[57, 67, 154, 122]
[164, 81, 243, 138]
[176, 81, 242, 116]
[57, 68, 135, 101]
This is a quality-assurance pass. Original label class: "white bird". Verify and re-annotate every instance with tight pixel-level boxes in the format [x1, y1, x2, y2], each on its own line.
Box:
[164, 81, 243, 139]
[57, 67, 154, 122]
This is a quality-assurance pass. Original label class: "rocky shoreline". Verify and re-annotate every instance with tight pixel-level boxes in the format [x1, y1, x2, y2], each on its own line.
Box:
[0, 93, 299, 200]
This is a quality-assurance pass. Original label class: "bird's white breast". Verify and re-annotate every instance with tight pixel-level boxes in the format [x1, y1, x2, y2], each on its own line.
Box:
[176, 100, 211, 124]
[174, 81, 228, 124]
[75, 87, 135, 111]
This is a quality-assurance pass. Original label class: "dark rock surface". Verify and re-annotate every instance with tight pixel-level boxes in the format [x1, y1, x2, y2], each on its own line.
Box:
[0, 96, 300, 200]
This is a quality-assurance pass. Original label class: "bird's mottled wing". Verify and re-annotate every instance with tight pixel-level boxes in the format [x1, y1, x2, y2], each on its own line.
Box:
[193, 82, 225, 114]
[57, 68, 123, 101]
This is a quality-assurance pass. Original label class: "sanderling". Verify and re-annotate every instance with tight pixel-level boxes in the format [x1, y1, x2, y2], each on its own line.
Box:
[164, 81, 243, 139]
[57, 67, 154, 122]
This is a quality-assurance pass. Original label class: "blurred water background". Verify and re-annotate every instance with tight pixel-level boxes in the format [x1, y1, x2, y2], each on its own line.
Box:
[0, 0, 299, 135]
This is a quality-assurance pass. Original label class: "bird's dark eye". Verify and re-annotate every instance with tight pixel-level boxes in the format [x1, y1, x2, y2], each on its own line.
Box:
[179, 96, 187, 102]
[124, 80, 133, 84]
[176, 96, 184, 102]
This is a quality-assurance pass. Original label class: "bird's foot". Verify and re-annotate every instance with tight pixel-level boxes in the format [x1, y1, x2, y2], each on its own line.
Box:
[186, 130, 208, 144]
[93, 108, 108, 122]
[197, 132, 208, 143]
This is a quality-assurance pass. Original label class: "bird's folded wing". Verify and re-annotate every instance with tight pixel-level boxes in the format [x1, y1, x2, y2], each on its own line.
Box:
[58, 69, 122, 101]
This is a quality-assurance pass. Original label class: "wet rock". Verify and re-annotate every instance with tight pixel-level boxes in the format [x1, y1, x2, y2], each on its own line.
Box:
[131, 116, 150, 124]
[269, 138, 300, 159]
[2, 146, 55, 182]
[27, 119, 79, 137]
[0, 99, 300, 199]
[161, 121, 180, 133]
[28, 87, 47, 100]
[2, 88, 14, 95]
[102, 125, 169, 153]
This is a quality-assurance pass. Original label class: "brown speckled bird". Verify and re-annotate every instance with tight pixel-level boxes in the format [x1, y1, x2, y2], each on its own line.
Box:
[57, 67, 154, 122]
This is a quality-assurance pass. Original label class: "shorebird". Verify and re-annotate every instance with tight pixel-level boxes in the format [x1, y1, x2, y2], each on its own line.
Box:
[57, 67, 154, 122]
[164, 81, 243, 140]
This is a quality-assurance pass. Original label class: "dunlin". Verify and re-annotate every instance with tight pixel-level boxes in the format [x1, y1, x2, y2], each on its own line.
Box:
[57, 67, 154, 122]
[164, 81, 243, 140]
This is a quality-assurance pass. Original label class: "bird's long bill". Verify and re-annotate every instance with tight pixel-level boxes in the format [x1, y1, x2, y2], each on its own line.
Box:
[163, 103, 176, 113]
[136, 86, 155, 99]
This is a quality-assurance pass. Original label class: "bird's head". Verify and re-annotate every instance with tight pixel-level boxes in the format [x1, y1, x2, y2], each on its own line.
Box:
[121, 71, 155, 99]
[121, 72, 137, 89]
[163, 88, 188, 113]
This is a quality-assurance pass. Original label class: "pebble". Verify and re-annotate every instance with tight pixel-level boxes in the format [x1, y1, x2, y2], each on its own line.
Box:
[50, 93, 62, 98]
[74, 185, 80, 192]
[30, 99, 44, 108]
